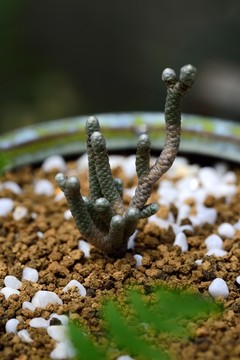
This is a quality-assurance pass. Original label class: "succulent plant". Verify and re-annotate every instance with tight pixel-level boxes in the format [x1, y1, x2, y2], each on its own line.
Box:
[56, 64, 196, 257]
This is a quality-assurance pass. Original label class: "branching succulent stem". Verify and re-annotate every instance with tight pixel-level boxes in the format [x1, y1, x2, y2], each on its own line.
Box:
[56, 65, 196, 257]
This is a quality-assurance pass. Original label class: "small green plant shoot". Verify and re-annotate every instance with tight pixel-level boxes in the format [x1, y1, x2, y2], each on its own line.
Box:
[69, 285, 222, 360]
[56, 65, 196, 257]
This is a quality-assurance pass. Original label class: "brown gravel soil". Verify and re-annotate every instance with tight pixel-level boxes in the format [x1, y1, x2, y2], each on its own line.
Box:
[0, 156, 240, 360]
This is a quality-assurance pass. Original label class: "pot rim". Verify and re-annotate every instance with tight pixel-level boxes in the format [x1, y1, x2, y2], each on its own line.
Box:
[0, 112, 239, 169]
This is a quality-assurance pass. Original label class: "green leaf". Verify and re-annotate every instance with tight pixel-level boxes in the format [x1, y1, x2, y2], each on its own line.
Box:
[104, 301, 170, 360]
[69, 321, 106, 360]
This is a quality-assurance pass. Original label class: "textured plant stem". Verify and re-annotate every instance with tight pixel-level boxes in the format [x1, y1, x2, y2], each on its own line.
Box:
[130, 65, 196, 210]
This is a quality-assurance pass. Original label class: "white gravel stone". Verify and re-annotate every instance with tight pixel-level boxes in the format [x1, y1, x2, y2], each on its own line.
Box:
[205, 234, 223, 250]
[0, 198, 14, 216]
[208, 278, 229, 298]
[37, 231, 44, 238]
[116, 356, 135, 360]
[174, 232, 188, 252]
[234, 220, 240, 230]
[34, 179, 54, 196]
[4, 275, 22, 289]
[109, 155, 125, 169]
[42, 155, 66, 172]
[22, 301, 36, 311]
[0, 287, 20, 300]
[50, 340, 75, 359]
[18, 329, 33, 343]
[78, 240, 91, 257]
[54, 191, 65, 202]
[222, 171, 237, 183]
[12, 205, 28, 221]
[198, 167, 219, 189]
[217, 223, 235, 238]
[29, 317, 49, 328]
[76, 153, 88, 172]
[127, 230, 138, 250]
[64, 209, 72, 220]
[176, 204, 190, 224]
[63, 280, 86, 297]
[22, 267, 39, 282]
[31, 290, 63, 308]
[121, 155, 136, 179]
[49, 313, 69, 326]
[195, 259, 203, 265]
[0, 181, 22, 194]
[133, 254, 143, 267]
[206, 249, 227, 257]
[5, 318, 20, 334]
[193, 205, 217, 225]
[236, 276, 240, 285]
[47, 325, 67, 342]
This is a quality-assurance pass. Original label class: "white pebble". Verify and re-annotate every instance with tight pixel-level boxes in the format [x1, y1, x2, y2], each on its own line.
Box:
[4, 275, 22, 289]
[127, 230, 138, 250]
[0, 287, 20, 300]
[34, 179, 54, 196]
[198, 167, 219, 189]
[109, 155, 125, 169]
[29, 317, 49, 328]
[5, 318, 20, 334]
[18, 329, 33, 343]
[217, 223, 235, 238]
[133, 254, 143, 267]
[192, 205, 217, 226]
[78, 240, 91, 257]
[124, 187, 136, 198]
[195, 259, 203, 265]
[64, 209, 72, 220]
[176, 204, 190, 224]
[116, 356, 135, 360]
[76, 153, 88, 172]
[0, 198, 14, 216]
[62, 280, 86, 297]
[174, 232, 188, 252]
[208, 278, 229, 298]
[50, 340, 75, 359]
[236, 276, 240, 285]
[0, 181, 22, 194]
[42, 155, 66, 172]
[37, 231, 44, 238]
[22, 267, 39, 282]
[206, 249, 227, 257]
[234, 220, 240, 230]
[13, 206, 28, 221]
[205, 234, 223, 250]
[31, 290, 63, 308]
[54, 191, 65, 202]
[121, 155, 136, 179]
[47, 325, 67, 342]
[222, 171, 237, 183]
[22, 301, 36, 311]
[49, 313, 69, 326]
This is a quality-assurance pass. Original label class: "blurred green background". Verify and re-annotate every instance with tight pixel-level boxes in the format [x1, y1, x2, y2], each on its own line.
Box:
[1, 0, 240, 133]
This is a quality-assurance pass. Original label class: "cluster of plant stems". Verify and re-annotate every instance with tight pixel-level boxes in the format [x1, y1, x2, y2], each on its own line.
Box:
[56, 64, 196, 257]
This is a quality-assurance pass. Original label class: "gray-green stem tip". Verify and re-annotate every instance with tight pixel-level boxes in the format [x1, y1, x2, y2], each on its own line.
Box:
[91, 131, 106, 150]
[138, 133, 151, 148]
[162, 68, 177, 84]
[86, 116, 100, 136]
[95, 197, 110, 211]
[180, 64, 197, 86]
[55, 173, 67, 190]
[67, 176, 80, 191]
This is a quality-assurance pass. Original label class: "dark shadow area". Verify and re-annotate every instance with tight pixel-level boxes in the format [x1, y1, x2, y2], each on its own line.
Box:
[1, 0, 240, 132]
